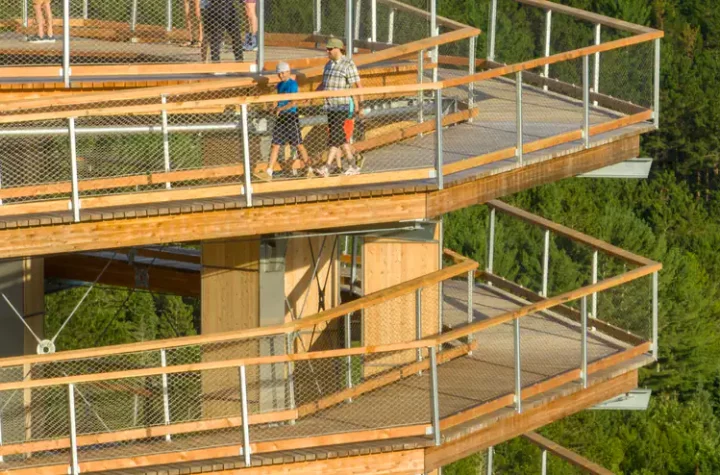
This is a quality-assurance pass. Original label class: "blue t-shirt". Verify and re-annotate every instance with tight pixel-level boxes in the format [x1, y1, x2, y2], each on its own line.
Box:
[277, 78, 298, 114]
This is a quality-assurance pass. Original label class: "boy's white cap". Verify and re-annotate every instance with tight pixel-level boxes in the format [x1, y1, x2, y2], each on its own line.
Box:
[276, 62, 291, 73]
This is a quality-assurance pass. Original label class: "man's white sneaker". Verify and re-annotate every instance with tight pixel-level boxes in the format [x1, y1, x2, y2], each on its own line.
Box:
[318, 166, 329, 178]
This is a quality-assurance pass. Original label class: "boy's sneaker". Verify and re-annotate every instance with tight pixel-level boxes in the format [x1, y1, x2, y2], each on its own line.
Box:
[318, 166, 329, 178]
[343, 166, 361, 176]
[27, 35, 43, 43]
[244, 33, 258, 51]
[44, 35, 56, 43]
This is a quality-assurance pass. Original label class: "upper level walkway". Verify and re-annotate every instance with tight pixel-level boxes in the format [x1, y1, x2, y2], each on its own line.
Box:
[0, 201, 660, 475]
[0, 0, 662, 260]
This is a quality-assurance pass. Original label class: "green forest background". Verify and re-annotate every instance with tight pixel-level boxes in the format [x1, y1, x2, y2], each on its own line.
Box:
[38, 0, 720, 472]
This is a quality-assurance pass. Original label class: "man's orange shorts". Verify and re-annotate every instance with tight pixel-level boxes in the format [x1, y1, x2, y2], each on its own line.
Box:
[343, 118, 355, 142]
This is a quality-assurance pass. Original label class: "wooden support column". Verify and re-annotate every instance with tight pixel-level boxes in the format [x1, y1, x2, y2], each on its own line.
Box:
[362, 225, 439, 374]
[201, 240, 260, 418]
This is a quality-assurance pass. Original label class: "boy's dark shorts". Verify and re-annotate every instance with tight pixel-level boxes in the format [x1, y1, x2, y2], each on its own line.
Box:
[327, 110, 350, 148]
[272, 113, 303, 146]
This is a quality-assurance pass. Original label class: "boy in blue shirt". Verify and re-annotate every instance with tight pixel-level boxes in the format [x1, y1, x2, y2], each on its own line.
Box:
[266, 62, 311, 179]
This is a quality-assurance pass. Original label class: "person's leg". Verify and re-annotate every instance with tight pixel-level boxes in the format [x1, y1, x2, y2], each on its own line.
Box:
[245, 1, 258, 34]
[200, 8, 209, 61]
[207, 5, 222, 62]
[194, 0, 203, 44]
[33, 1, 44, 38]
[297, 144, 310, 166]
[226, 3, 244, 61]
[43, 1, 53, 38]
[268, 144, 280, 177]
[183, 0, 194, 43]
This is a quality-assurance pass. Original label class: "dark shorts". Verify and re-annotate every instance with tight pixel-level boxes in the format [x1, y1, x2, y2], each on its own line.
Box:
[327, 110, 349, 148]
[272, 113, 302, 146]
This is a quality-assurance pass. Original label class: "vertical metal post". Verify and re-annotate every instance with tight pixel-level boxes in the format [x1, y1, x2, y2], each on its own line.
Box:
[160, 349, 172, 441]
[345, 0, 353, 59]
[593, 24, 601, 106]
[543, 9, 552, 91]
[68, 118, 80, 223]
[0, 408, 4, 463]
[516, 71, 523, 165]
[371, 0, 377, 43]
[238, 365, 251, 467]
[430, 0, 438, 83]
[652, 271, 659, 360]
[387, 9, 395, 44]
[429, 347, 441, 446]
[487, 446, 494, 475]
[653, 38, 661, 128]
[583, 54, 590, 148]
[161, 95, 171, 189]
[487, 207, 495, 276]
[435, 88, 443, 189]
[285, 334, 296, 415]
[345, 312, 353, 394]
[23, 0, 28, 27]
[68, 384, 79, 475]
[354, 0, 361, 42]
[514, 318, 522, 413]
[257, 0, 265, 72]
[349, 236, 358, 288]
[130, 0, 138, 32]
[83, 0, 88, 19]
[416, 288, 423, 363]
[62, 0, 71, 87]
[315, 0, 321, 33]
[241, 104, 253, 208]
[541, 229, 550, 297]
[591, 250, 598, 318]
[581, 296, 588, 389]
[132, 394, 139, 426]
[468, 35, 477, 116]
[467, 270, 473, 348]
[438, 217, 444, 336]
[166, 0, 173, 32]
[487, 0, 497, 61]
[417, 50, 425, 124]
[541, 449, 548, 475]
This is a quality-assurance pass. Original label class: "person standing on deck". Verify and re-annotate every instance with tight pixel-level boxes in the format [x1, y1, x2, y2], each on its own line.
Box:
[184, 0, 204, 47]
[28, 0, 55, 43]
[316, 38, 364, 177]
[242, 0, 259, 51]
[206, 0, 244, 62]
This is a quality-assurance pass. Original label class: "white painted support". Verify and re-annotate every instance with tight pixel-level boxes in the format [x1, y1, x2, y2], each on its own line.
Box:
[160, 349, 172, 441]
[315, 0, 321, 33]
[239, 365, 251, 466]
[653, 39, 661, 128]
[487, 207, 495, 277]
[83, 0, 88, 19]
[514, 318, 522, 413]
[241, 104, 253, 207]
[417, 50, 425, 124]
[516, 71, 523, 165]
[467, 270, 473, 347]
[652, 271, 659, 359]
[488, 0, 497, 61]
[593, 23, 601, 106]
[62, 0, 71, 87]
[130, 0, 138, 32]
[416, 288, 423, 363]
[430, 0, 438, 83]
[387, 9, 395, 44]
[257, 0, 265, 72]
[591, 250, 598, 318]
[468, 36, 477, 115]
[541, 229, 550, 297]
[345, 313, 353, 395]
[487, 446, 494, 474]
[0, 407, 4, 463]
[543, 9, 552, 90]
[354, 0, 361, 42]
[68, 384, 79, 475]
[161, 95, 171, 189]
[371, 0, 377, 43]
[541, 449, 548, 475]
[23, 0, 28, 27]
[438, 217, 444, 336]
[435, 89, 443, 190]
[583, 54, 590, 148]
[68, 118, 80, 222]
[429, 347, 441, 446]
[166, 0, 173, 32]
[581, 296, 588, 388]
[346, 0, 353, 59]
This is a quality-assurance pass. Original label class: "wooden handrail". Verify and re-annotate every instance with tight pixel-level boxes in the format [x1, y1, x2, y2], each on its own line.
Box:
[487, 199, 656, 266]
[0, 251, 476, 370]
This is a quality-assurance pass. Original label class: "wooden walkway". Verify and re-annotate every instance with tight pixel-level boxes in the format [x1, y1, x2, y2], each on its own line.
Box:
[0, 282, 637, 474]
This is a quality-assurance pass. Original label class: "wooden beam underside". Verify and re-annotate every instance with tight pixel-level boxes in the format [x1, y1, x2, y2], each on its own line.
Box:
[523, 432, 614, 475]
[0, 133, 640, 259]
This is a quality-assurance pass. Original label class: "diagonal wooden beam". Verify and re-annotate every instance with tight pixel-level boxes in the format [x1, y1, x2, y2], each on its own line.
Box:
[524, 431, 614, 475]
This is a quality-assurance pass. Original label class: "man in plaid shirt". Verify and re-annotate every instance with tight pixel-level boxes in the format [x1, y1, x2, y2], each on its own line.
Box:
[317, 38, 364, 177]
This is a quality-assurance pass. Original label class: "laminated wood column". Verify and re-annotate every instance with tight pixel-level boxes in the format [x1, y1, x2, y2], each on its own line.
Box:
[200, 240, 260, 418]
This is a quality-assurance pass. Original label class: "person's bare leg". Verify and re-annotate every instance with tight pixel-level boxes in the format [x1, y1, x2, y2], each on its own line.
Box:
[341, 143, 354, 165]
[194, 0, 203, 44]
[183, 0, 194, 42]
[297, 144, 310, 166]
[34, 4, 45, 38]
[245, 3, 258, 34]
[268, 144, 280, 176]
[326, 147, 340, 170]
[43, 3, 53, 37]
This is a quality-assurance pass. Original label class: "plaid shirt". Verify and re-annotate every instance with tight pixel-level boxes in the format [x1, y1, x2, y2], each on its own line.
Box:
[321, 56, 360, 109]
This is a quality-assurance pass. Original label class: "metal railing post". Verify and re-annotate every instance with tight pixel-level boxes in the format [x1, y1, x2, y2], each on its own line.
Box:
[514, 318, 522, 413]
[130, 0, 138, 33]
[354, 0, 361, 43]
[541, 449, 548, 475]
[487, 207, 495, 278]
[467, 270, 473, 348]
[438, 217, 444, 336]
[315, 0, 321, 33]
[68, 384, 79, 475]
[653, 38, 661, 128]
[417, 50, 425, 124]
[23, 0, 28, 27]
[468, 35, 477, 117]
[516, 71, 523, 165]
[62, 0, 71, 87]
[68, 118, 80, 222]
[241, 104, 253, 207]
[160, 349, 172, 441]
[387, 9, 395, 44]
[166, 0, 173, 32]
[429, 347, 441, 446]
[583, 54, 590, 148]
[257, 0, 265, 72]
[0, 408, 4, 463]
[285, 334, 296, 424]
[541, 229, 550, 297]
[161, 96, 171, 189]
[487, 446, 494, 475]
[435, 88, 443, 189]
[591, 250, 598, 318]
[345, 0, 353, 59]
[430, 0, 438, 83]
[83, 0, 88, 19]
[371, 0, 377, 44]
[593, 24, 601, 106]
[652, 271, 659, 360]
[349, 236, 358, 288]
[581, 296, 588, 389]
[487, 0, 497, 61]
[543, 9, 552, 90]
[345, 312, 353, 395]
[416, 288, 423, 363]
[238, 365, 251, 466]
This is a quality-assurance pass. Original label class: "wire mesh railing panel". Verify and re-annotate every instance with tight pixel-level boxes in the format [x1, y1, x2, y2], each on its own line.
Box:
[599, 39, 654, 112]
[596, 273, 653, 343]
